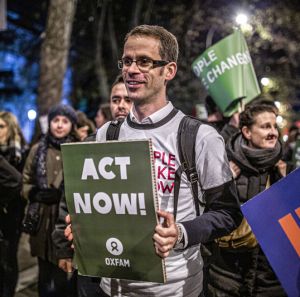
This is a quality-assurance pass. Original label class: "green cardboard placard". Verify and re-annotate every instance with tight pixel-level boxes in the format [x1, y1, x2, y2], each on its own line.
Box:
[61, 140, 166, 283]
[192, 29, 261, 116]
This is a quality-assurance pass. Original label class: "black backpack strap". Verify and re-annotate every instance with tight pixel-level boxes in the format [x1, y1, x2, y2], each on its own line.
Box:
[106, 119, 124, 141]
[174, 115, 203, 220]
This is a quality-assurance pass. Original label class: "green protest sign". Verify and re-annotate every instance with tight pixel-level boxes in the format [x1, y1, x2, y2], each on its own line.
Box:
[192, 29, 261, 116]
[61, 140, 166, 283]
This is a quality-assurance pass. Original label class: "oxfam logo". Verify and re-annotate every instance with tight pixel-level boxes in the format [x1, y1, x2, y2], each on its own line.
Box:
[106, 238, 123, 256]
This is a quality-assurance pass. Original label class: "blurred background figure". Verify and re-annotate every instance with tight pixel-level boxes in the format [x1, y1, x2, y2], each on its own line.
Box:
[282, 124, 300, 167]
[204, 95, 225, 131]
[94, 103, 112, 129]
[76, 110, 96, 141]
[22, 104, 79, 297]
[204, 95, 240, 143]
[0, 111, 29, 297]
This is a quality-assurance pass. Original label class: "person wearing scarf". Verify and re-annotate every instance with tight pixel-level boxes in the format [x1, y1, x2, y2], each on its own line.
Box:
[22, 104, 79, 297]
[208, 104, 288, 297]
[0, 111, 29, 297]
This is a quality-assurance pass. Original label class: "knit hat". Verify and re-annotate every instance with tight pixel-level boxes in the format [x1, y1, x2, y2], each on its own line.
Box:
[48, 104, 78, 126]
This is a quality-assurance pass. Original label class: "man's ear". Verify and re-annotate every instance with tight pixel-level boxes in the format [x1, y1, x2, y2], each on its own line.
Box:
[242, 126, 251, 140]
[165, 62, 177, 81]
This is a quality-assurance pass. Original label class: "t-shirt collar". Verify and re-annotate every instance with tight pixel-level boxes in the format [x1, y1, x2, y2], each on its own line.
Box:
[130, 101, 173, 124]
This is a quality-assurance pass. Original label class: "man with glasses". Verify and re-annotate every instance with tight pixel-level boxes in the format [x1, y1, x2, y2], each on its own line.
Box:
[66, 24, 242, 297]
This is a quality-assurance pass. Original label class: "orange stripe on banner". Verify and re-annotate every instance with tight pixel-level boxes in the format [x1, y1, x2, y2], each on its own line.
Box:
[278, 213, 300, 258]
[295, 207, 300, 218]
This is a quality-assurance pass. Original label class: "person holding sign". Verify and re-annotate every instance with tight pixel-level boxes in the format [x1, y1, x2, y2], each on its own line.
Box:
[208, 103, 288, 296]
[65, 24, 242, 297]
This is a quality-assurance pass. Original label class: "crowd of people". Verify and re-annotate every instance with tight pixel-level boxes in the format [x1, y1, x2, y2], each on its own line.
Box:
[0, 24, 298, 297]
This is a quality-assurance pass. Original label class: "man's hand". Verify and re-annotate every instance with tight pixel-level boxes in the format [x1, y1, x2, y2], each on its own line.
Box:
[153, 210, 178, 258]
[64, 214, 74, 248]
[58, 258, 73, 273]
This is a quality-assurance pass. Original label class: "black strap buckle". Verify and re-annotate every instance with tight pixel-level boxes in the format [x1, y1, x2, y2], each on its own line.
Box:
[189, 170, 198, 184]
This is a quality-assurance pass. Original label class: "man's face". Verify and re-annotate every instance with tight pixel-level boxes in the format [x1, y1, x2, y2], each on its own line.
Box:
[242, 111, 279, 149]
[110, 83, 132, 120]
[121, 35, 175, 105]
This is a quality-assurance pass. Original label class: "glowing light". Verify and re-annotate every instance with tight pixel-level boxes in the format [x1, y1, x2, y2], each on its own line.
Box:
[27, 109, 37, 121]
[276, 115, 283, 124]
[274, 101, 281, 109]
[261, 77, 270, 86]
[236, 13, 248, 25]
[282, 135, 288, 142]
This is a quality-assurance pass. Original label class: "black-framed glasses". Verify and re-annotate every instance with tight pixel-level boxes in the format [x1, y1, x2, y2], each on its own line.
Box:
[118, 57, 170, 72]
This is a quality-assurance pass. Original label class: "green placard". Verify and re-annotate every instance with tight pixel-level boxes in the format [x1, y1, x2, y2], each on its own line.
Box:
[192, 29, 261, 116]
[61, 140, 166, 283]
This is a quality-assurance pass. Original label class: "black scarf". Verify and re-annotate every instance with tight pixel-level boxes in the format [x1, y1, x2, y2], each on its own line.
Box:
[34, 133, 75, 189]
[0, 138, 26, 168]
[228, 133, 282, 173]
[240, 136, 282, 171]
[227, 133, 283, 201]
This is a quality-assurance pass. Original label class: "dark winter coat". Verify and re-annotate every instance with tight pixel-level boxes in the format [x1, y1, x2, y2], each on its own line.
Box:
[22, 142, 64, 265]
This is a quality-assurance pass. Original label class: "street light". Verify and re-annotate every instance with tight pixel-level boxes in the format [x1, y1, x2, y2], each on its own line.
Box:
[236, 13, 248, 25]
[261, 77, 271, 87]
[27, 109, 37, 121]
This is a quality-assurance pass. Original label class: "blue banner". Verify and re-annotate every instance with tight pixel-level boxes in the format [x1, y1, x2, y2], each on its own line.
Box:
[242, 168, 300, 297]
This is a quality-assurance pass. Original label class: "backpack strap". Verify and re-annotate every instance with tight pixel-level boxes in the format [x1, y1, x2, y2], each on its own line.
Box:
[174, 115, 203, 220]
[106, 119, 124, 141]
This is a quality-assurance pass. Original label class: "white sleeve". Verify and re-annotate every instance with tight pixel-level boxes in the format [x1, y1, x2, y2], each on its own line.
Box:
[95, 121, 111, 142]
[195, 124, 233, 190]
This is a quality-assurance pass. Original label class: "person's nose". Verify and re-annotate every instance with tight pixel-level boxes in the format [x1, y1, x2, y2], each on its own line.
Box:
[271, 126, 278, 136]
[127, 60, 140, 73]
[118, 99, 126, 110]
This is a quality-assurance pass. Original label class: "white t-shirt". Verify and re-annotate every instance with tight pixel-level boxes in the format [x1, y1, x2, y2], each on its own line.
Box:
[96, 102, 232, 297]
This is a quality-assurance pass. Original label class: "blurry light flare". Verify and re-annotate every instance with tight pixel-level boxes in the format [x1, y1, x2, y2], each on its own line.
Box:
[28, 109, 37, 121]
[276, 115, 283, 124]
[274, 101, 281, 109]
[282, 135, 288, 142]
[261, 77, 270, 86]
[236, 13, 248, 25]
[240, 23, 253, 33]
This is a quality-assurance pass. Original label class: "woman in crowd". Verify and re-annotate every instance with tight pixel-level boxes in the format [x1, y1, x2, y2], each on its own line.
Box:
[76, 110, 96, 141]
[0, 111, 28, 297]
[208, 103, 289, 297]
[22, 104, 79, 297]
[94, 103, 112, 129]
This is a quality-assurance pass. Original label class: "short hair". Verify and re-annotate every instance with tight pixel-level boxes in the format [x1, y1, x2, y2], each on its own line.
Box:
[239, 104, 277, 129]
[111, 74, 124, 89]
[124, 25, 179, 63]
